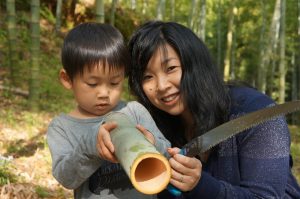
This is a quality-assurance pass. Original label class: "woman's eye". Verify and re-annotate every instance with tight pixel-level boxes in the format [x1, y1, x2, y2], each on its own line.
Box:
[167, 66, 176, 72]
[143, 75, 152, 81]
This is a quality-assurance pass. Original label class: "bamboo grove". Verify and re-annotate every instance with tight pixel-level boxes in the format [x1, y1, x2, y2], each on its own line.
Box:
[1, 0, 299, 115]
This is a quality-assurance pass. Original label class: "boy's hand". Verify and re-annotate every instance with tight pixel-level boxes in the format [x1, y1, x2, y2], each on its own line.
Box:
[97, 122, 118, 163]
[136, 124, 155, 145]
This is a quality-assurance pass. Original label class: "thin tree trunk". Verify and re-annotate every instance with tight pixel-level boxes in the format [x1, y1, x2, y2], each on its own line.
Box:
[278, 0, 286, 103]
[198, 0, 206, 41]
[291, 52, 297, 124]
[156, 0, 165, 20]
[6, 0, 17, 87]
[110, 0, 117, 26]
[188, 0, 197, 29]
[267, 11, 281, 96]
[297, 0, 300, 100]
[230, 3, 239, 80]
[295, 0, 300, 125]
[171, 0, 175, 21]
[258, 0, 281, 93]
[257, 0, 266, 89]
[142, 0, 146, 14]
[217, 0, 222, 72]
[95, 0, 105, 23]
[29, 0, 40, 110]
[230, 11, 237, 80]
[55, 0, 62, 33]
[131, 0, 136, 10]
[223, 0, 236, 81]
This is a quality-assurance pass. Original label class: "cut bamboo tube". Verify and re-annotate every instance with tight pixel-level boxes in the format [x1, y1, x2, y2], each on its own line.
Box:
[104, 112, 171, 195]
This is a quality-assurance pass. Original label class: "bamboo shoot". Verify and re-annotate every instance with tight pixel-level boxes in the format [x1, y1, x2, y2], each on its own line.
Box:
[104, 112, 171, 195]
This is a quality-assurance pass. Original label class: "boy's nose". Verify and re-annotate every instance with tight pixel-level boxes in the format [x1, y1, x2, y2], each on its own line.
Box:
[97, 86, 109, 98]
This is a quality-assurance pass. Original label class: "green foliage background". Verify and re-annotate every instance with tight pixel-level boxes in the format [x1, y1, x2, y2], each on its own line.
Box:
[1, 0, 299, 109]
[0, 0, 299, 195]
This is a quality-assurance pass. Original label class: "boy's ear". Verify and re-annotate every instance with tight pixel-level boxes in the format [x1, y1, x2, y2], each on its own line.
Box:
[59, 69, 72, 89]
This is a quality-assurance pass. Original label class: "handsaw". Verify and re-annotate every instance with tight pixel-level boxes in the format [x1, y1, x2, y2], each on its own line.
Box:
[167, 100, 300, 196]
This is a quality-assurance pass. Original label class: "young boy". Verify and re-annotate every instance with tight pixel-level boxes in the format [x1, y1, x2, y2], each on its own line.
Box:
[46, 22, 170, 199]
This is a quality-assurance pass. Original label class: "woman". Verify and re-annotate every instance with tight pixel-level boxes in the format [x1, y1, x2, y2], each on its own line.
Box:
[126, 21, 300, 198]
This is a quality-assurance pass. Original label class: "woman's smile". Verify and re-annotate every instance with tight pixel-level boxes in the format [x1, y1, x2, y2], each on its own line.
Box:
[160, 92, 180, 105]
[142, 44, 185, 116]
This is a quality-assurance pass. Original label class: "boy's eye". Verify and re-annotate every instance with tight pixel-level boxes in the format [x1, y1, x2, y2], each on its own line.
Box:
[111, 81, 120, 86]
[86, 83, 97, 87]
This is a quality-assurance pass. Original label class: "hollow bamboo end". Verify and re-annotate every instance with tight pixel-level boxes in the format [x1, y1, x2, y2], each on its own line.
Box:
[130, 153, 171, 195]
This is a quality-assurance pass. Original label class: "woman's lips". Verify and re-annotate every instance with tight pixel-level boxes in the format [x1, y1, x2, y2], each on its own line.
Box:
[161, 93, 179, 105]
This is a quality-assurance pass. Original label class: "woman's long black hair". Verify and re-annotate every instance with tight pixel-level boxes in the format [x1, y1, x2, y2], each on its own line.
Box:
[128, 21, 230, 147]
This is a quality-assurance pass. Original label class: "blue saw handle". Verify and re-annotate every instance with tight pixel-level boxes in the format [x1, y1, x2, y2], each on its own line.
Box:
[167, 184, 182, 196]
[166, 148, 186, 196]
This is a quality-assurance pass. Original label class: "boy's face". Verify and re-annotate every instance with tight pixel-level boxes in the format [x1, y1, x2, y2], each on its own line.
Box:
[61, 62, 125, 118]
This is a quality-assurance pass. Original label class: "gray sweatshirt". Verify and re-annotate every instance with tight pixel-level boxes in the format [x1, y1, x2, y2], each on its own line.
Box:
[47, 101, 171, 199]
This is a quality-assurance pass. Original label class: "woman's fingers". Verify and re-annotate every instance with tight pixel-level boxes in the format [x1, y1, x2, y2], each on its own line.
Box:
[168, 150, 202, 191]
[172, 154, 202, 176]
[136, 124, 155, 145]
[167, 147, 181, 156]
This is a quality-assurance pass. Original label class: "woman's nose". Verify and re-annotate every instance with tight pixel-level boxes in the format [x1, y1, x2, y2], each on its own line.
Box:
[157, 75, 170, 91]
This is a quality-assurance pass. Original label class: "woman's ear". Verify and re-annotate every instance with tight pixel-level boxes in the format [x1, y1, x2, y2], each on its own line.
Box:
[59, 69, 72, 89]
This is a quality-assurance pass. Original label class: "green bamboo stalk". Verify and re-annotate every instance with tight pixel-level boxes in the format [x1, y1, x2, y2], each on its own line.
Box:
[104, 112, 171, 194]
[95, 0, 105, 23]
[6, 0, 17, 87]
[29, 0, 40, 109]
[110, 0, 117, 26]
[55, 0, 63, 33]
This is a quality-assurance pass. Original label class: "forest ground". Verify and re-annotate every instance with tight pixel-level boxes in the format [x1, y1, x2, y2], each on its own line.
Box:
[0, 88, 299, 198]
[0, 93, 72, 198]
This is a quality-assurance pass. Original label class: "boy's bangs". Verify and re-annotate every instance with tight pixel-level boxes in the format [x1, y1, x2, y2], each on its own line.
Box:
[82, 45, 128, 75]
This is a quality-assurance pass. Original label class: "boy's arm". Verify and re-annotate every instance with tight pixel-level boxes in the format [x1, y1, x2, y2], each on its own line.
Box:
[47, 120, 101, 189]
[124, 101, 171, 156]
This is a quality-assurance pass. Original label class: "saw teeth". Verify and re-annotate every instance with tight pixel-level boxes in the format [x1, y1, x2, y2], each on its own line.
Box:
[183, 101, 300, 157]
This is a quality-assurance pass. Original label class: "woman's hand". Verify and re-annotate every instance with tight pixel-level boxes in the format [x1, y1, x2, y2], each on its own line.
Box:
[135, 124, 155, 145]
[97, 122, 118, 163]
[168, 147, 202, 192]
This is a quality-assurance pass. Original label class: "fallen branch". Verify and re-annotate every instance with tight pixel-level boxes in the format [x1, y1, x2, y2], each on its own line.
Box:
[0, 85, 29, 97]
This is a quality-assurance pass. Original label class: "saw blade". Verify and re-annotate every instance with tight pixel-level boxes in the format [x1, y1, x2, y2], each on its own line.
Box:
[182, 100, 300, 157]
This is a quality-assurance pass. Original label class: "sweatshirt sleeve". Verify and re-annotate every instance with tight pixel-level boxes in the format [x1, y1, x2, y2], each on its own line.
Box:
[46, 118, 102, 189]
[123, 101, 171, 157]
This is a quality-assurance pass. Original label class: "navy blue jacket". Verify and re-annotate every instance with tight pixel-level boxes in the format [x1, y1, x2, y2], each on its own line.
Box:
[158, 87, 300, 199]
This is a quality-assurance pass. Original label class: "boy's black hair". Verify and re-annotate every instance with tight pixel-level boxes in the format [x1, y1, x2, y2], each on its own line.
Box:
[62, 22, 129, 80]
[128, 21, 230, 147]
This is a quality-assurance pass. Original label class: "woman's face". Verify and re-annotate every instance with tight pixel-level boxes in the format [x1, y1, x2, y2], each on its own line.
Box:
[142, 44, 185, 116]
